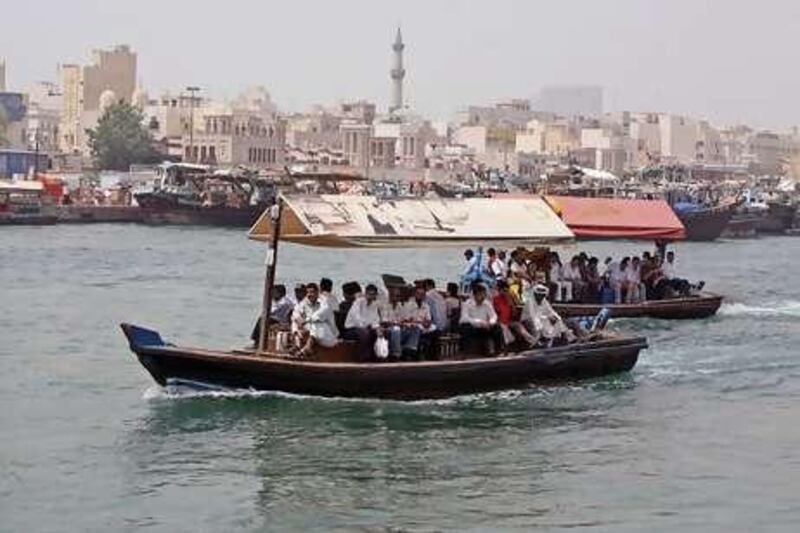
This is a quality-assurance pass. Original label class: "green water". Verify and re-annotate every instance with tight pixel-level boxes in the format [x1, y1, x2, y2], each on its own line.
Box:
[1, 225, 799, 532]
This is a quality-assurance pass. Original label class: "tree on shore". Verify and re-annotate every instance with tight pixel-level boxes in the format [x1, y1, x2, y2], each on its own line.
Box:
[86, 101, 160, 170]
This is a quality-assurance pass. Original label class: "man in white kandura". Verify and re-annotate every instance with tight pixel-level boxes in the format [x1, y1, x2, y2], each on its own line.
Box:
[291, 283, 338, 357]
[522, 284, 570, 347]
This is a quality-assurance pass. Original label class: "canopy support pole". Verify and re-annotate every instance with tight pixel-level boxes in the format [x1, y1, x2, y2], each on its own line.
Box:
[258, 199, 283, 354]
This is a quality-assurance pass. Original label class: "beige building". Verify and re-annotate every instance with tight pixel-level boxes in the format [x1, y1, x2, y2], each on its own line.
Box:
[59, 45, 137, 154]
[184, 110, 286, 168]
[143, 92, 205, 158]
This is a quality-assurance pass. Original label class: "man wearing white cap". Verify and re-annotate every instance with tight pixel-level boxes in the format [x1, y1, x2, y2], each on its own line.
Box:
[521, 283, 569, 347]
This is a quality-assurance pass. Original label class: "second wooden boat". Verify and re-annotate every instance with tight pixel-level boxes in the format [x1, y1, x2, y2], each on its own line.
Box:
[553, 293, 723, 319]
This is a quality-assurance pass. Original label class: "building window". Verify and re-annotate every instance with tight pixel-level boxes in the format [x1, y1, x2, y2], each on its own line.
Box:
[200, 146, 207, 161]
[209, 146, 216, 161]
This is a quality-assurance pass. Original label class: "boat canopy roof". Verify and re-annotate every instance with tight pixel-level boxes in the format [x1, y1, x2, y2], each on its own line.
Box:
[249, 194, 574, 248]
[544, 195, 686, 240]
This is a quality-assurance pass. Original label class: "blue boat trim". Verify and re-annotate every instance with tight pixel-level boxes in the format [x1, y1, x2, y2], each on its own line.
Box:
[120, 323, 166, 349]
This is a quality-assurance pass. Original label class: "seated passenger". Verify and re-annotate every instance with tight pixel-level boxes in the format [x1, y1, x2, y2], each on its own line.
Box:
[584, 257, 602, 302]
[319, 277, 339, 310]
[249, 284, 294, 345]
[487, 247, 506, 281]
[565, 255, 586, 302]
[336, 281, 361, 332]
[343, 283, 383, 361]
[423, 279, 448, 332]
[459, 282, 504, 356]
[291, 283, 306, 305]
[270, 284, 294, 326]
[508, 249, 529, 281]
[521, 284, 570, 347]
[610, 257, 630, 303]
[549, 252, 573, 302]
[662, 250, 699, 296]
[405, 285, 435, 359]
[626, 256, 646, 303]
[382, 285, 416, 360]
[493, 280, 537, 349]
[291, 283, 339, 357]
[445, 282, 461, 330]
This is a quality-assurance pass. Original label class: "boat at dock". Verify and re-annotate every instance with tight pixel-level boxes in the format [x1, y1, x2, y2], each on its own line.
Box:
[122, 188, 648, 400]
[0, 180, 57, 225]
[671, 199, 739, 241]
[134, 163, 273, 227]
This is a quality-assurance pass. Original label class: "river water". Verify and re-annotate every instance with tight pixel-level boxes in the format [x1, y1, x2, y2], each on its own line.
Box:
[1, 225, 799, 532]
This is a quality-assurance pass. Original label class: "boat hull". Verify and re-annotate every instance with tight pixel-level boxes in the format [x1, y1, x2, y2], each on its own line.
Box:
[121, 324, 646, 400]
[675, 202, 738, 241]
[553, 294, 723, 319]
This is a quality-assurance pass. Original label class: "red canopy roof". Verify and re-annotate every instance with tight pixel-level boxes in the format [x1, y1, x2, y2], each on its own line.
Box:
[544, 196, 686, 240]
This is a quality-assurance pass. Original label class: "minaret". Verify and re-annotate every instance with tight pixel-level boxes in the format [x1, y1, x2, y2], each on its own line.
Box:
[390, 27, 405, 113]
[0, 59, 6, 91]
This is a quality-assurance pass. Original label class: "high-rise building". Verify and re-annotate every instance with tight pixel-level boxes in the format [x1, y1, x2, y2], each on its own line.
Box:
[389, 28, 405, 113]
[59, 44, 137, 154]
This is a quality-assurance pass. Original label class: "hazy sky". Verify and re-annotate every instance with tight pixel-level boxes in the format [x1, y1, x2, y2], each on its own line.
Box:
[2, 0, 799, 128]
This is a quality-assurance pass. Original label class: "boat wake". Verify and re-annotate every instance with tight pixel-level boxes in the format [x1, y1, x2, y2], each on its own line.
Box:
[719, 300, 800, 318]
[141, 381, 606, 406]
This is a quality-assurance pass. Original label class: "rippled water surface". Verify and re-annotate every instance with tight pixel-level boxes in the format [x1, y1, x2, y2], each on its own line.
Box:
[1, 225, 799, 532]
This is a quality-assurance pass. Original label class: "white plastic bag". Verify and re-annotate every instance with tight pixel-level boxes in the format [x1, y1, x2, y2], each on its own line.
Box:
[374, 337, 389, 360]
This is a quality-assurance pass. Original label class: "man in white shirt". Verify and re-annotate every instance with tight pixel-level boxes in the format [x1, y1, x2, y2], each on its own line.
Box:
[402, 285, 434, 359]
[291, 283, 339, 357]
[459, 282, 504, 356]
[423, 279, 448, 332]
[521, 284, 569, 347]
[663, 250, 694, 296]
[626, 257, 646, 303]
[344, 283, 383, 361]
[487, 247, 506, 282]
[549, 252, 573, 302]
[319, 277, 339, 311]
[382, 286, 414, 360]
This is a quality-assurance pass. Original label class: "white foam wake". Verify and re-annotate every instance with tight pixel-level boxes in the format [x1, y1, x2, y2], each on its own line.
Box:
[719, 300, 800, 317]
[141, 382, 575, 406]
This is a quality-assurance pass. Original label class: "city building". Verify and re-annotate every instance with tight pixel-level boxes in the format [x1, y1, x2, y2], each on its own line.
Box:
[0, 148, 49, 178]
[181, 88, 286, 168]
[0, 92, 27, 149]
[142, 91, 205, 158]
[59, 44, 137, 154]
[0, 59, 5, 92]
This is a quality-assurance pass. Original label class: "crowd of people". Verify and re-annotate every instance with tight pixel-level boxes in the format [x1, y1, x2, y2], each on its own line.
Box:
[252, 268, 609, 361]
[464, 246, 701, 306]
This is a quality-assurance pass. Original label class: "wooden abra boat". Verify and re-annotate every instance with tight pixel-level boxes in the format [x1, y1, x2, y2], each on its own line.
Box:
[121, 323, 646, 401]
[122, 185, 650, 400]
[553, 293, 723, 320]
